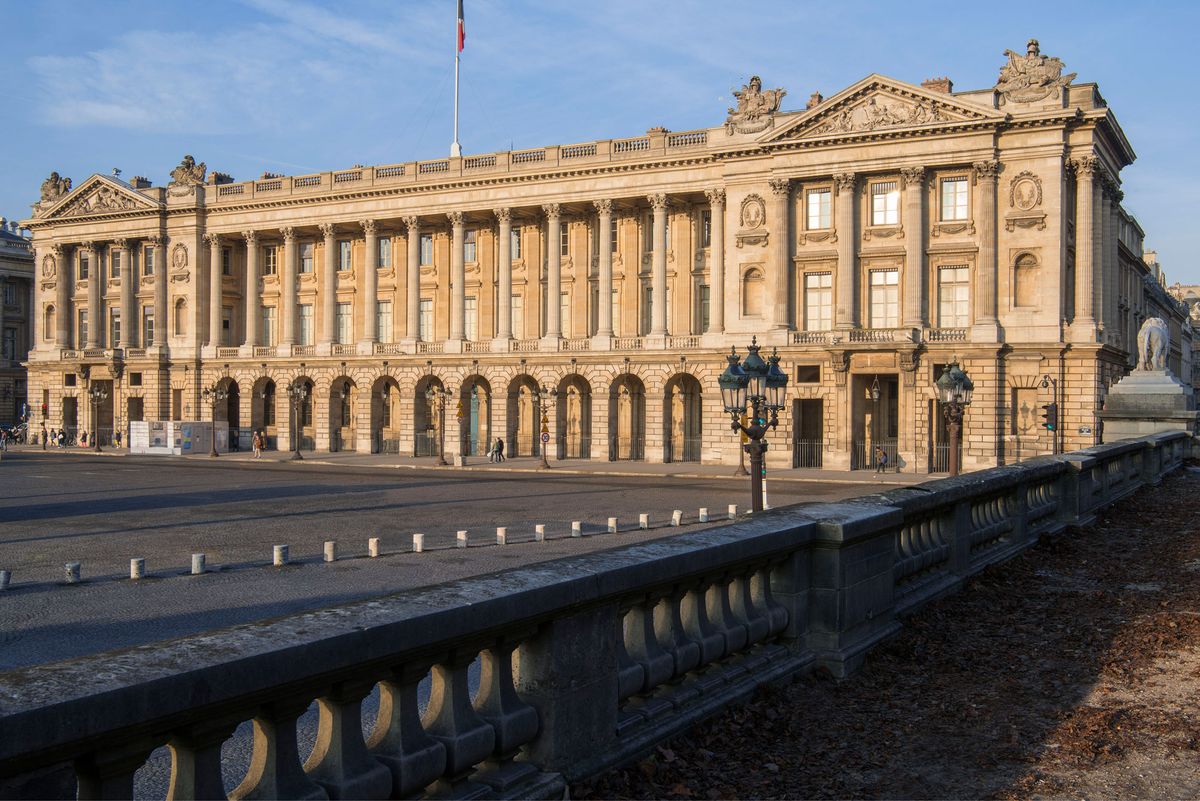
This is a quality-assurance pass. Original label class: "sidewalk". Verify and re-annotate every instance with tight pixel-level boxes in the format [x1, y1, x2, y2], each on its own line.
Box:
[7, 443, 927, 486]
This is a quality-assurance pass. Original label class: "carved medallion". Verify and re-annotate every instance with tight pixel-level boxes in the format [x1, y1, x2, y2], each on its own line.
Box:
[1009, 171, 1042, 210]
[725, 76, 786, 135]
[171, 243, 188, 272]
[995, 39, 1075, 104]
[735, 194, 769, 248]
[41, 254, 56, 278]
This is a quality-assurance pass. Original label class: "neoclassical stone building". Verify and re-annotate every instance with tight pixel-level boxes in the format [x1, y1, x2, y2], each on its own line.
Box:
[21, 40, 1194, 470]
[0, 218, 34, 426]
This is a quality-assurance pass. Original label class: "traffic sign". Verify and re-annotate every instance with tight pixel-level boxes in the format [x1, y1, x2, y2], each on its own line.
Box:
[541, 432, 550, 444]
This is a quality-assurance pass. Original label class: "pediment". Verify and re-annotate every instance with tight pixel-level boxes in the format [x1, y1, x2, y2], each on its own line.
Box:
[38, 175, 161, 220]
[762, 75, 1001, 144]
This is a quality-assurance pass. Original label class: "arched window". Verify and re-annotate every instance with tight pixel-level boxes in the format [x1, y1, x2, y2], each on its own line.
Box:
[1014, 253, 1039, 308]
[44, 305, 55, 340]
[173, 298, 187, 336]
[340, 381, 352, 426]
[741, 267, 764, 317]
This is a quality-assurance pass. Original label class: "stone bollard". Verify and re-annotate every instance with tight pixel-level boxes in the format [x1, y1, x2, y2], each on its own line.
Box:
[608, 517, 619, 534]
[671, 510, 683, 526]
[535, 524, 546, 543]
[699, 507, 709, 523]
[0, 570, 10, 591]
[496, 526, 508, 546]
[130, 558, 145, 580]
[639, 513, 650, 530]
[323, 541, 337, 562]
[457, 530, 468, 548]
[571, 521, 582, 538]
[368, 537, 381, 558]
[273, 544, 289, 566]
[728, 504, 738, 520]
[64, 563, 81, 583]
[413, 533, 425, 553]
[191, 554, 206, 575]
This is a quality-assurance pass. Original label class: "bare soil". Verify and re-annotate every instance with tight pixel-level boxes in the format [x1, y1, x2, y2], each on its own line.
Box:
[574, 467, 1200, 800]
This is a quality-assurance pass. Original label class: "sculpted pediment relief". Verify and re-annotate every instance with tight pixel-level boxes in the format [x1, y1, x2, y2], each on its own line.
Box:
[38, 174, 160, 220]
[763, 76, 999, 143]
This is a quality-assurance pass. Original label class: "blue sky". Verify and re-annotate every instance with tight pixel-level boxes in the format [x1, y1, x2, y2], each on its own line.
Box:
[3, 0, 1198, 282]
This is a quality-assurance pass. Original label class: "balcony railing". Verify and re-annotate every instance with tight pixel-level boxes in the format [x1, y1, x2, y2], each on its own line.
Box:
[561, 338, 591, 352]
[415, 341, 444, 354]
[331, 343, 357, 356]
[665, 335, 701, 349]
[291, 345, 316, 356]
[848, 328, 917, 344]
[792, 331, 832, 345]
[373, 342, 405, 355]
[510, 339, 540, 353]
[216, 347, 240, 358]
[612, 336, 644, 350]
[253, 346, 275, 358]
[925, 327, 968, 342]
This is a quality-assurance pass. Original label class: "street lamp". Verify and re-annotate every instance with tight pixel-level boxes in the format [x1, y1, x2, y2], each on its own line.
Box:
[1039, 373, 1060, 455]
[870, 375, 881, 469]
[935, 362, 974, 477]
[719, 337, 789, 513]
[286, 380, 309, 462]
[201, 383, 229, 458]
[533, 383, 558, 470]
[425, 385, 452, 466]
[87, 383, 108, 453]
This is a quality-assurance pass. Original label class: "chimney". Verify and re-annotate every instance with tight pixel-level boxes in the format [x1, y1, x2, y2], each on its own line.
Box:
[807, 91, 823, 110]
[921, 77, 954, 94]
[129, 176, 152, 189]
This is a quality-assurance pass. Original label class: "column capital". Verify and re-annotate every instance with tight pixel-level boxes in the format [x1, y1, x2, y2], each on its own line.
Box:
[360, 219, 377, 236]
[447, 211, 464, 227]
[1068, 155, 1098, 177]
[147, 234, 167, 247]
[113, 238, 130, 250]
[972, 160, 1001, 181]
[203, 233, 221, 247]
[317, 222, 335, 239]
[493, 207, 512, 223]
[646, 193, 668, 211]
[79, 240, 96, 253]
[281, 226, 296, 243]
[768, 178, 791, 197]
[242, 230, 258, 245]
[51, 243, 65, 257]
[704, 188, 726, 206]
[900, 166, 926, 187]
[833, 172, 857, 194]
[542, 203, 561, 221]
[592, 199, 612, 216]
[402, 215, 420, 231]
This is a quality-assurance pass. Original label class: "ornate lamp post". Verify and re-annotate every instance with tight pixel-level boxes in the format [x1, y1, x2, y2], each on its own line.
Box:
[870, 375, 881, 469]
[201, 383, 229, 457]
[285, 380, 309, 462]
[719, 337, 789, 513]
[88, 383, 108, 453]
[533, 383, 558, 470]
[935, 362, 974, 477]
[425, 385, 452, 466]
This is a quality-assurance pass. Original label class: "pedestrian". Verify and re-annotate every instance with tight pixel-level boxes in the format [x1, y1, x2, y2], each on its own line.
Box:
[488, 437, 498, 462]
[496, 437, 505, 462]
[874, 445, 888, 474]
[0, 429, 8, 452]
[40, 425, 47, 450]
[252, 430, 262, 459]
[113, 429, 122, 448]
[80, 430, 88, 447]
[58, 429, 65, 447]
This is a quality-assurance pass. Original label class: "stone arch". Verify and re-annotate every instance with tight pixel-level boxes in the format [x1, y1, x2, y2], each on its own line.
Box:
[663, 372, 703, 462]
[609, 373, 646, 461]
[328, 375, 358, 452]
[556, 373, 592, 458]
[458, 374, 492, 457]
[287, 374, 317, 452]
[370, 374, 402, 453]
[413, 374, 445, 457]
[506, 374, 540, 457]
[741, 266, 765, 317]
[250, 376, 277, 449]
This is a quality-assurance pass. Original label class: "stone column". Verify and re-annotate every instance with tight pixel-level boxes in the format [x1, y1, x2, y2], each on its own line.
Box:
[53, 244, 69, 347]
[1109, 186, 1124, 342]
[900, 167, 926, 329]
[971, 160, 1000, 342]
[594, 200, 614, 339]
[494, 208, 513, 344]
[705, 188, 726, 335]
[151, 235, 167, 348]
[205, 233, 222, 348]
[318, 223, 336, 345]
[83, 242, 100, 348]
[648, 194, 668, 337]
[833, 173, 858, 329]
[280, 227, 297, 346]
[360, 219, 378, 347]
[768, 178, 791, 330]
[116, 239, 134, 348]
[1070, 156, 1099, 342]
[242, 231, 259, 351]
[404, 216, 420, 342]
[448, 212, 465, 342]
[543, 204, 562, 340]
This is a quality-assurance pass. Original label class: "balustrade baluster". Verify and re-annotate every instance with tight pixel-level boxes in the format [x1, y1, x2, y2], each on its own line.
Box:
[76, 739, 163, 801]
[680, 581, 725, 665]
[616, 608, 646, 701]
[472, 638, 540, 792]
[230, 699, 327, 800]
[653, 589, 700, 678]
[303, 680, 392, 800]
[752, 566, 789, 636]
[367, 664, 446, 798]
[729, 570, 770, 646]
[421, 650, 495, 795]
[706, 575, 748, 655]
[624, 595, 674, 693]
[167, 720, 241, 800]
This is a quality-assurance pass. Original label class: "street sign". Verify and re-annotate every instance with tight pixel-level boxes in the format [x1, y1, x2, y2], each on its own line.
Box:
[1078, 426, 1092, 435]
[541, 432, 550, 444]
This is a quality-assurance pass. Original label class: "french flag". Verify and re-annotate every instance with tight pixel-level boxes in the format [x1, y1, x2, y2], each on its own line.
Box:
[457, 0, 466, 52]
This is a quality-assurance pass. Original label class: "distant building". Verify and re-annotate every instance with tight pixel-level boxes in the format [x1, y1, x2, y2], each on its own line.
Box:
[0, 218, 33, 425]
[18, 39, 1195, 469]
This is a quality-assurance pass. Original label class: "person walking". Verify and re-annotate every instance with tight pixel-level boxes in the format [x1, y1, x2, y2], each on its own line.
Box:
[252, 430, 262, 459]
[496, 437, 505, 463]
[41, 424, 47, 451]
[58, 429, 66, 447]
[874, 445, 888, 474]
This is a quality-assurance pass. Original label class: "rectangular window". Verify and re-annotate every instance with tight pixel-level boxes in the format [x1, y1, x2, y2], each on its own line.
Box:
[144, 247, 155, 276]
[611, 217, 618, 252]
[807, 189, 832, 230]
[560, 225, 569, 257]
[3, 284, 15, 306]
[510, 227, 522, 259]
[110, 249, 121, 279]
[64, 372, 77, 387]
[221, 247, 232, 276]
[263, 246, 277, 276]
[300, 243, 314, 274]
[418, 298, 433, 342]
[338, 240, 351, 271]
[172, 389, 182, 422]
[298, 304, 314, 346]
[560, 292, 570, 335]
[511, 294, 524, 339]
[698, 284, 711, 333]
[77, 310, 88, 347]
[260, 307, 276, 346]
[335, 302, 352, 344]
[465, 296, 478, 341]
[869, 269, 900, 328]
[701, 211, 712, 248]
[419, 234, 433, 266]
[804, 272, 833, 331]
[938, 265, 970, 327]
[611, 288, 620, 335]
[78, 253, 89, 281]
[940, 177, 969, 222]
[378, 237, 391, 268]
[376, 301, 393, 343]
[871, 181, 900, 226]
[221, 307, 233, 346]
[109, 310, 120, 347]
[464, 230, 477, 263]
[641, 284, 652, 335]
[142, 307, 154, 344]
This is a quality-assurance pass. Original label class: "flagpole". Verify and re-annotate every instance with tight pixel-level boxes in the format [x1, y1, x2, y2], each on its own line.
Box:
[451, 3, 462, 158]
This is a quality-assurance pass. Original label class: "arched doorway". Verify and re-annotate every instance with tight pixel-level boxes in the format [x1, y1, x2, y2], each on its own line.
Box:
[506, 375, 539, 457]
[413, 375, 444, 457]
[370, 376, 401, 454]
[251, 377, 276, 450]
[215, 377, 241, 451]
[459, 376, 492, 457]
[329, 377, 357, 452]
[664, 373, 702, 462]
[291, 377, 316, 452]
[608, 374, 645, 461]
[556, 374, 592, 458]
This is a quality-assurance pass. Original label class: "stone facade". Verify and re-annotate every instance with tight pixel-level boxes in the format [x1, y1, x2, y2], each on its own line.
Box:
[0, 219, 33, 426]
[19, 41, 1194, 470]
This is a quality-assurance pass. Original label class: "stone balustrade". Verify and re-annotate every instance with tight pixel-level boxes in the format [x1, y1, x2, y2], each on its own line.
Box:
[0, 432, 1187, 799]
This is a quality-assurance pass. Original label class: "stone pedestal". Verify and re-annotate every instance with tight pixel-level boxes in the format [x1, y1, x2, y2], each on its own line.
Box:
[1100, 369, 1198, 442]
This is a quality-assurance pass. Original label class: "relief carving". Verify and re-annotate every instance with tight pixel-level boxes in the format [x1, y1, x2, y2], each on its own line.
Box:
[168, 155, 207, 196]
[37, 172, 72, 211]
[809, 95, 955, 136]
[995, 39, 1075, 104]
[1009, 171, 1042, 209]
[171, 243, 188, 272]
[57, 185, 141, 217]
[735, 194, 768, 248]
[42, 254, 56, 278]
[725, 75, 786, 135]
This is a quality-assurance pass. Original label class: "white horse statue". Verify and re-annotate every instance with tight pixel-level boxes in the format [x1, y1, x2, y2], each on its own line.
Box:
[1136, 317, 1169, 372]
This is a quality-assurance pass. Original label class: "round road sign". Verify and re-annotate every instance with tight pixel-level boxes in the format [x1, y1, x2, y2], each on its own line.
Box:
[541, 432, 551, 444]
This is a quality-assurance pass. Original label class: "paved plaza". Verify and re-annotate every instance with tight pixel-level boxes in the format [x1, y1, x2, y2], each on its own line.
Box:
[0, 449, 898, 669]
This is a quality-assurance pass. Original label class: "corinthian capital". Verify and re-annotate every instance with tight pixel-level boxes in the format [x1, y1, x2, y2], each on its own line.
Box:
[281, 226, 296, 243]
[242, 230, 258, 245]
[646, 194, 668, 211]
[833, 172, 857, 194]
[493, 207, 512, 223]
[592, 199, 613, 216]
[360, 219, 377, 236]
[401, 216, 420, 232]
[203, 233, 221, 247]
[113, 238, 129, 250]
[768, 178, 791, 197]
[51, 243, 64, 257]
[704, 188, 726, 207]
[972, 160, 1001, 181]
[1068, 155, 1098, 177]
[447, 211, 464, 227]
[79, 240, 95, 253]
[900, 166, 926, 187]
[542, 203, 561, 220]
[147, 234, 167, 247]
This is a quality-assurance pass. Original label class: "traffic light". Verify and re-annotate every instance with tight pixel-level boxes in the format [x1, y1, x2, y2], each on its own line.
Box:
[1040, 402, 1058, 431]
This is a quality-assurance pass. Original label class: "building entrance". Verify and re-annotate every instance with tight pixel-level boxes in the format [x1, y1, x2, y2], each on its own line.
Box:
[851, 374, 898, 470]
